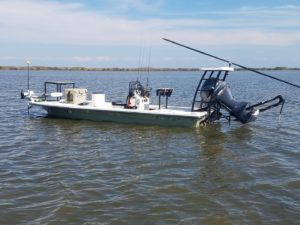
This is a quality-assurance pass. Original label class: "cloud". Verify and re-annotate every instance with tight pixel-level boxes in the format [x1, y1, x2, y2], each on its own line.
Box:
[72, 56, 115, 62]
[0, 0, 299, 48]
[104, 0, 164, 14]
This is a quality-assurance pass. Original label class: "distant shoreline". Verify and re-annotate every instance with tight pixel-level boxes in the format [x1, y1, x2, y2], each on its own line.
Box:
[0, 66, 300, 71]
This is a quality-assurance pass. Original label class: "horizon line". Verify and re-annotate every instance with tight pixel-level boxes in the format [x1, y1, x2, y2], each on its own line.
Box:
[0, 65, 299, 72]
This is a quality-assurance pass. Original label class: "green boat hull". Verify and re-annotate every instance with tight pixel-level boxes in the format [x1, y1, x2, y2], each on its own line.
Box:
[42, 105, 203, 128]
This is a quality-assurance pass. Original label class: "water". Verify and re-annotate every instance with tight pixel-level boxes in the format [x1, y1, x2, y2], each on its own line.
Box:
[0, 70, 299, 225]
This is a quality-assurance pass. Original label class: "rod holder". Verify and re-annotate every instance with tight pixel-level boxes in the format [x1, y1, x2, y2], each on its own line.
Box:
[156, 88, 173, 109]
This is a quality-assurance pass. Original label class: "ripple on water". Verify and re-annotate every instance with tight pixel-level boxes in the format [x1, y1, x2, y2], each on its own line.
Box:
[0, 71, 300, 224]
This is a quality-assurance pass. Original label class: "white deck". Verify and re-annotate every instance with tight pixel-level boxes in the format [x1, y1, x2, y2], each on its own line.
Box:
[30, 100, 207, 119]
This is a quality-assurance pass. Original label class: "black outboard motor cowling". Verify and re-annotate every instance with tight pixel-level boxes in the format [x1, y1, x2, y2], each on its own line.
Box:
[200, 78, 258, 123]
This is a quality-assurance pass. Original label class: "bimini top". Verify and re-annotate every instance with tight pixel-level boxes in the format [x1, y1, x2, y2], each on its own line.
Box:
[200, 67, 234, 71]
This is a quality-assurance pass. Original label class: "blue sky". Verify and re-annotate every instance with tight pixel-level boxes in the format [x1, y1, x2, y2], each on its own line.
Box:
[1, 0, 300, 68]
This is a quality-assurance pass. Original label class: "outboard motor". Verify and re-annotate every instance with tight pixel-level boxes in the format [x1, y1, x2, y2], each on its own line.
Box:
[200, 78, 258, 123]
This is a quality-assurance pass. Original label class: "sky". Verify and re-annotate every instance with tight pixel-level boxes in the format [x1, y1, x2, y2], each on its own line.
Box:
[0, 0, 300, 68]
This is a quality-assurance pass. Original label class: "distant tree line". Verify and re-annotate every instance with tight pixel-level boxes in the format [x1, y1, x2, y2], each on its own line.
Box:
[0, 66, 202, 71]
[0, 66, 299, 71]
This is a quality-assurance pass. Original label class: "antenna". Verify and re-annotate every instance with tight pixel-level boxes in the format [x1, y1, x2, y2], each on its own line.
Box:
[26, 60, 31, 91]
[137, 46, 142, 81]
[147, 45, 152, 77]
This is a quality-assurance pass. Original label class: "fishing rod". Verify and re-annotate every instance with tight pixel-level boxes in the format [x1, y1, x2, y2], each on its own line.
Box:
[163, 38, 300, 89]
[27, 61, 31, 114]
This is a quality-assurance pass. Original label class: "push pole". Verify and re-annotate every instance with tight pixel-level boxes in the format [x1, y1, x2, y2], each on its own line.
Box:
[163, 38, 300, 89]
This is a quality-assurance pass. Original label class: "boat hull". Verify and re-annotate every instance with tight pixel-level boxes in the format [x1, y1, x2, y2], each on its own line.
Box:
[34, 103, 206, 128]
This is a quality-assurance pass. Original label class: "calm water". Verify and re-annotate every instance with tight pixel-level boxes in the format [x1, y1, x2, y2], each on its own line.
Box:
[0, 70, 299, 225]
